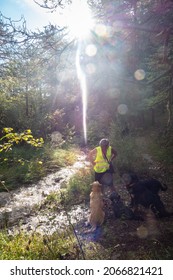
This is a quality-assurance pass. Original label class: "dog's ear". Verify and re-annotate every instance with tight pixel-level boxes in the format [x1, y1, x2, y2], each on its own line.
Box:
[90, 181, 102, 189]
[96, 181, 102, 187]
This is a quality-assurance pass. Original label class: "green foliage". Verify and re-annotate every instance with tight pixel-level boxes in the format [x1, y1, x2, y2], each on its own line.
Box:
[43, 109, 75, 142]
[61, 168, 93, 206]
[45, 192, 61, 204]
[0, 145, 78, 191]
[109, 122, 148, 174]
[0, 128, 44, 152]
[87, 120, 107, 146]
[0, 228, 111, 260]
[47, 147, 78, 167]
[0, 230, 79, 260]
[0, 147, 46, 190]
[150, 142, 173, 166]
[0, 0, 173, 261]
[0, 128, 44, 190]
[148, 133, 173, 182]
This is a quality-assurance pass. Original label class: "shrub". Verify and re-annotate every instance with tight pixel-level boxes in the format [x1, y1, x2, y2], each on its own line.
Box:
[62, 168, 93, 206]
[109, 122, 148, 175]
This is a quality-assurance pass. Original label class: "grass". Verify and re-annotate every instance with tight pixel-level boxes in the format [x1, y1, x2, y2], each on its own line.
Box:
[1, 128, 173, 260]
[49, 146, 77, 167]
[0, 229, 79, 260]
[0, 227, 111, 260]
[0, 160, 99, 260]
[0, 144, 78, 191]
[62, 168, 94, 206]
[1, 218, 173, 260]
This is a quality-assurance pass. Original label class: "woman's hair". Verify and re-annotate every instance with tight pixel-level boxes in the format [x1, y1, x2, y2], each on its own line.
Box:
[99, 138, 109, 147]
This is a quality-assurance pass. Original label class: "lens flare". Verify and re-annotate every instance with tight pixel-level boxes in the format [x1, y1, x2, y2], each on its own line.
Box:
[76, 48, 87, 144]
[137, 225, 148, 239]
[71, 1, 94, 144]
[95, 24, 107, 37]
[85, 44, 97, 57]
[117, 104, 128, 115]
[134, 69, 146, 80]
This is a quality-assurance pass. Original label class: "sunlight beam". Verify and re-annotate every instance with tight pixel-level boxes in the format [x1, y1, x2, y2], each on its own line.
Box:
[66, 0, 94, 144]
[76, 48, 87, 144]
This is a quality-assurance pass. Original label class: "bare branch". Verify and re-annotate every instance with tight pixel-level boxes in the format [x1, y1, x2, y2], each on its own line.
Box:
[34, 0, 72, 11]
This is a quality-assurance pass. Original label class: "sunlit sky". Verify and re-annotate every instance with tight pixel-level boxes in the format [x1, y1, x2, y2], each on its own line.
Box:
[0, 0, 69, 31]
[0, 0, 95, 36]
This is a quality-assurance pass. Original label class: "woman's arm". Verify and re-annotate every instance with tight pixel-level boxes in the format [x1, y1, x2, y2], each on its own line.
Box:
[110, 147, 117, 161]
[88, 148, 97, 166]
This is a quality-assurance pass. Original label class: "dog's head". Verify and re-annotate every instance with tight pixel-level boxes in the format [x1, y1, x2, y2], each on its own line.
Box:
[109, 191, 121, 202]
[90, 181, 102, 193]
[122, 172, 139, 190]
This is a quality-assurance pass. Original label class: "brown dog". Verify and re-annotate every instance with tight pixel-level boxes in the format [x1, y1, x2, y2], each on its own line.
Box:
[88, 181, 105, 231]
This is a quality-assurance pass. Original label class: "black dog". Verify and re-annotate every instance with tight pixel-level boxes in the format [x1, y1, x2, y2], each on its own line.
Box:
[109, 191, 143, 220]
[123, 173, 172, 218]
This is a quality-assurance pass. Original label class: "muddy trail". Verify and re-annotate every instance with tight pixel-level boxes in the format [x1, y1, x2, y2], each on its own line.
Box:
[0, 153, 90, 235]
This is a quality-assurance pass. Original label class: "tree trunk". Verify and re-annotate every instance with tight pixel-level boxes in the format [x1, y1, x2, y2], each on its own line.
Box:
[25, 85, 29, 117]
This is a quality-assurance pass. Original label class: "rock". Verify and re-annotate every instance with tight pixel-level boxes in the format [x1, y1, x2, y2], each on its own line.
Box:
[54, 177, 63, 183]
[0, 192, 12, 207]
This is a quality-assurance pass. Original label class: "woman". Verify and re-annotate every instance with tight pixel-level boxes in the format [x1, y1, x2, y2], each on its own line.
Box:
[88, 138, 117, 191]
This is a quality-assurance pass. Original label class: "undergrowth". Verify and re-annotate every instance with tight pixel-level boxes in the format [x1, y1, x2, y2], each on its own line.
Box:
[109, 122, 149, 175]
[0, 144, 78, 191]
[61, 168, 94, 206]
[0, 228, 110, 260]
[1, 126, 173, 260]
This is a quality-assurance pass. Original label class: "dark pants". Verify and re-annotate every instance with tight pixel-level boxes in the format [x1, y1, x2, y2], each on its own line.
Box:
[95, 170, 114, 187]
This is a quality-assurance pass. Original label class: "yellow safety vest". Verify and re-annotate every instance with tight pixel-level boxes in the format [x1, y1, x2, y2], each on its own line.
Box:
[94, 146, 112, 173]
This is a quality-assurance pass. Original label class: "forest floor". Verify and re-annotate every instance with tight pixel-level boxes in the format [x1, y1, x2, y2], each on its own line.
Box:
[85, 186, 173, 260]
[0, 137, 173, 259]
[78, 136, 173, 260]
